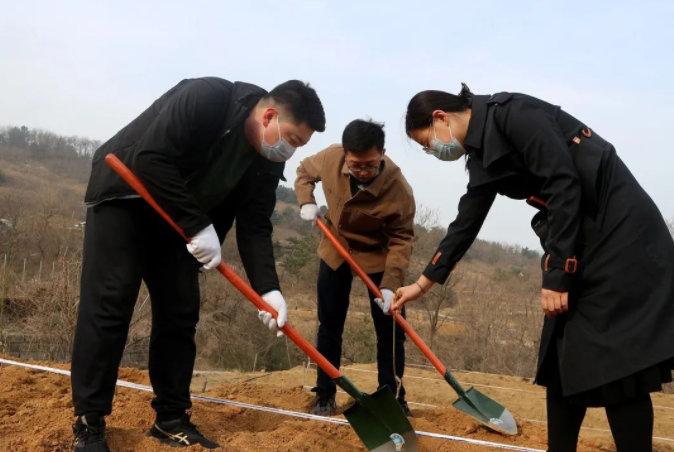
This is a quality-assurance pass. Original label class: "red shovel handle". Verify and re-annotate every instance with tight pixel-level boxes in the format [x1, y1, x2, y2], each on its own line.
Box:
[104, 154, 341, 379]
[316, 217, 448, 376]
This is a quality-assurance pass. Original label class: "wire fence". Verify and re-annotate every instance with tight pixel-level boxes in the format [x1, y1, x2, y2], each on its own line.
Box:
[1, 254, 78, 286]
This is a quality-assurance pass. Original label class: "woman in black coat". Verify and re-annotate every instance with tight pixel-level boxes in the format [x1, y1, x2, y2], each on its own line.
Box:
[392, 84, 674, 451]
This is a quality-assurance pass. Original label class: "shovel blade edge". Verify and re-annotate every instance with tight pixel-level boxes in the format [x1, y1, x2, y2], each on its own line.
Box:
[453, 387, 518, 436]
[343, 387, 418, 451]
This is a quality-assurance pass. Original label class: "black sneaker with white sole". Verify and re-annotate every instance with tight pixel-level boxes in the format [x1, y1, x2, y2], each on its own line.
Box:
[146, 412, 220, 449]
[72, 413, 111, 452]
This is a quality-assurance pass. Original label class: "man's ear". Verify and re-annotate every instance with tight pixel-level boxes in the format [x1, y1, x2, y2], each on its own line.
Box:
[262, 107, 277, 127]
[381, 148, 386, 156]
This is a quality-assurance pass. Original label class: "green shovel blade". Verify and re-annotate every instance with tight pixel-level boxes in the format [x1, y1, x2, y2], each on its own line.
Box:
[445, 370, 518, 435]
[337, 378, 418, 451]
[452, 387, 518, 435]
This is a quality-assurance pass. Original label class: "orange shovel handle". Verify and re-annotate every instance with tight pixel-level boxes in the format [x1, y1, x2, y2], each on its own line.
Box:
[104, 154, 341, 379]
[316, 217, 448, 376]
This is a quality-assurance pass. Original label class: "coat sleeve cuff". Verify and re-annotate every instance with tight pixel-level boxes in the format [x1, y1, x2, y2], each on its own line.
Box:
[422, 262, 453, 285]
[295, 190, 316, 207]
[542, 269, 573, 292]
[421, 248, 457, 284]
[253, 281, 282, 297]
[182, 216, 214, 239]
[379, 277, 400, 293]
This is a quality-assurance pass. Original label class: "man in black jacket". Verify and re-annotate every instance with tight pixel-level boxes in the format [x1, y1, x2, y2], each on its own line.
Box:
[71, 77, 326, 451]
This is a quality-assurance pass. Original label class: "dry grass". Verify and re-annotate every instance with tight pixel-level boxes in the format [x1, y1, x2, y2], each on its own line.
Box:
[0, 148, 672, 389]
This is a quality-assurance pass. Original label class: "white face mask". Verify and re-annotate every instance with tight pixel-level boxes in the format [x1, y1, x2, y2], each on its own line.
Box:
[260, 115, 297, 162]
[424, 120, 466, 162]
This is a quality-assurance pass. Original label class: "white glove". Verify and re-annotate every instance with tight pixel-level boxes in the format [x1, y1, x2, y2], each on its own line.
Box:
[186, 224, 221, 270]
[258, 290, 288, 337]
[300, 203, 319, 225]
[374, 289, 395, 315]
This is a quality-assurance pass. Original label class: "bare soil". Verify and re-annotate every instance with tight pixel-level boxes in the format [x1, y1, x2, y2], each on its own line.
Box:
[1, 359, 672, 452]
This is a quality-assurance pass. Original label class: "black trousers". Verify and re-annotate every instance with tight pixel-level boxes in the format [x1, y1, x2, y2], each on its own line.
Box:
[547, 387, 654, 452]
[314, 260, 406, 399]
[71, 200, 202, 418]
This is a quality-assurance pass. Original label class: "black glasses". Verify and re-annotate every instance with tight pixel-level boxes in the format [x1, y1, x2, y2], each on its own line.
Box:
[345, 158, 382, 174]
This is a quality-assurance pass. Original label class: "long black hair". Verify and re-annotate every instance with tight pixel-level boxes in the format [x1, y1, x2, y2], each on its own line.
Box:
[405, 83, 474, 136]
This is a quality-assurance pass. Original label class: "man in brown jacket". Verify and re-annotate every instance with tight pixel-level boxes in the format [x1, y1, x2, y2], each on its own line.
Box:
[295, 119, 416, 416]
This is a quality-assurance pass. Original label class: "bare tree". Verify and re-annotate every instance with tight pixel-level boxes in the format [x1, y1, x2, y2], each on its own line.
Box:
[0, 194, 24, 236]
[414, 204, 440, 232]
[21, 249, 82, 361]
[419, 269, 463, 348]
[33, 185, 61, 259]
[0, 194, 25, 345]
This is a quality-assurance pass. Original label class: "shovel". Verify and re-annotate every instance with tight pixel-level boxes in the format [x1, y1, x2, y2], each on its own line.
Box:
[316, 217, 518, 436]
[105, 155, 417, 452]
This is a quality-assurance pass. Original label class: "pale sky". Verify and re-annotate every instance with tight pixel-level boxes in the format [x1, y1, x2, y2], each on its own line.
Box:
[1, 0, 673, 250]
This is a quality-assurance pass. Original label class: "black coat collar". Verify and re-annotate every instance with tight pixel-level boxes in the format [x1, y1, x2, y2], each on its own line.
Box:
[464, 95, 491, 153]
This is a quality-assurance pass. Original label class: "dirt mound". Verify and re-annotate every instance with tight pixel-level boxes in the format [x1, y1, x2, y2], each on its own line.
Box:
[0, 360, 671, 452]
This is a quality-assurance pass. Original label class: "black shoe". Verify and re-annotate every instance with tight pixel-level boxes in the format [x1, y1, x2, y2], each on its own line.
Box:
[146, 412, 220, 449]
[310, 392, 337, 416]
[72, 413, 111, 452]
[398, 399, 413, 417]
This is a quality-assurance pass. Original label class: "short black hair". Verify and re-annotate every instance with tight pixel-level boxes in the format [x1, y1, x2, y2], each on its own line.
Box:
[342, 119, 385, 154]
[265, 80, 326, 132]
